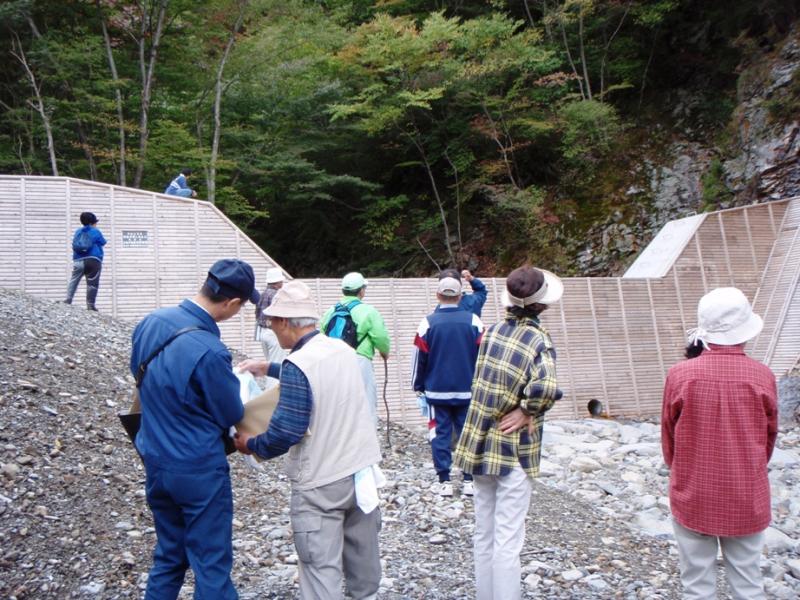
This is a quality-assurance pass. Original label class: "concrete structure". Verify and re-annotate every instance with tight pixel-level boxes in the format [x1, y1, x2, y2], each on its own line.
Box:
[1, 175, 798, 427]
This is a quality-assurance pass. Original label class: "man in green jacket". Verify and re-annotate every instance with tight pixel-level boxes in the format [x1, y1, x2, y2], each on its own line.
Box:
[321, 272, 390, 423]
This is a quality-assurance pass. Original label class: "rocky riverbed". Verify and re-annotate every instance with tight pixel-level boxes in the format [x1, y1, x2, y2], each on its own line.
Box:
[1, 288, 798, 599]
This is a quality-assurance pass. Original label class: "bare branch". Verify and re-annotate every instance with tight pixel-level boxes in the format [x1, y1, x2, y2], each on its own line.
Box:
[416, 236, 441, 272]
[10, 33, 58, 176]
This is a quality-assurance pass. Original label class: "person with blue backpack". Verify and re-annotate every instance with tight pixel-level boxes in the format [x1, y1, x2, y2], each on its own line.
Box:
[64, 212, 106, 311]
[320, 272, 390, 424]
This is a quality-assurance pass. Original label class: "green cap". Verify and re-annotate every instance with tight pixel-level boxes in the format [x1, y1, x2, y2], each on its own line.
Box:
[342, 272, 367, 291]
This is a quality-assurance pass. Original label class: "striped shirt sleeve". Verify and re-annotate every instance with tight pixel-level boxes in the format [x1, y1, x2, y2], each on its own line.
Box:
[247, 361, 312, 459]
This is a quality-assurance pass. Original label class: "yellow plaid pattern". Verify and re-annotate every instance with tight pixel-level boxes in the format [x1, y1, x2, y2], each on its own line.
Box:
[453, 314, 561, 478]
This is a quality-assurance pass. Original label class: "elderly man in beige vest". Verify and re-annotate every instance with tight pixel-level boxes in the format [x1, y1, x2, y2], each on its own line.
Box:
[235, 280, 383, 600]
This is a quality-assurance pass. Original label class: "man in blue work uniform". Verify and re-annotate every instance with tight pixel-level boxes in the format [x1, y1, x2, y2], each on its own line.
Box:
[130, 259, 259, 600]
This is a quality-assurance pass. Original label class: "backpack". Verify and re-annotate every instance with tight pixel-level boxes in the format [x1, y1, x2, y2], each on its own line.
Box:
[72, 229, 93, 254]
[324, 300, 366, 349]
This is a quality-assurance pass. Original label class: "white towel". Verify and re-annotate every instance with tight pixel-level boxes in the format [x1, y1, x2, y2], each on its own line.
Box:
[354, 464, 386, 514]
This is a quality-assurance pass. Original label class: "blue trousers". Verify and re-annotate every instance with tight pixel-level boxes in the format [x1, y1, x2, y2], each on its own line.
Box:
[430, 403, 472, 483]
[144, 464, 237, 600]
[166, 188, 193, 197]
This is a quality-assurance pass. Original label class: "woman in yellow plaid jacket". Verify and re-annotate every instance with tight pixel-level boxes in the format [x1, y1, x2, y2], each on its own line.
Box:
[454, 265, 564, 600]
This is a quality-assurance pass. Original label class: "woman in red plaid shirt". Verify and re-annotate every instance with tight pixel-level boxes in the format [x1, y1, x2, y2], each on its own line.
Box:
[662, 287, 778, 599]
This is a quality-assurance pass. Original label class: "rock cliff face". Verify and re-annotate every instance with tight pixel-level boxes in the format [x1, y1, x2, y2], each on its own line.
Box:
[727, 31, 800, 201]
[596, 27, 800, 277]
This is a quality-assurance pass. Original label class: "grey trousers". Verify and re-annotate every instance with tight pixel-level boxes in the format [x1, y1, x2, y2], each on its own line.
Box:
[673, 520, 766, 600]
[290, 475, 381, 600]
[65, 258, 102, 307]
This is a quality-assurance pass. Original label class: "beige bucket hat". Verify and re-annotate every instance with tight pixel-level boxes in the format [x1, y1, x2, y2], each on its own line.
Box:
[263, 280, 320, 320]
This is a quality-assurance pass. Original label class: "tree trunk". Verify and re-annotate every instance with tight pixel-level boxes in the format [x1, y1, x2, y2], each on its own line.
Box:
[208, 1, 247, 204]
[599, 1, 632, 101]
[76, 121, 99, 180]
[481, 103, 519, 189]
[443, 148, 463, 256]
[578, 12, 593, 100]
[11, 35, 58, 176]
[25, 16, 101, 177]
[638, 27, 659, 111]
[133, 0, 169, 188]
[408, 132, 455, 266]
[100, 11, 127, 186]
[559, 20, 585, 100]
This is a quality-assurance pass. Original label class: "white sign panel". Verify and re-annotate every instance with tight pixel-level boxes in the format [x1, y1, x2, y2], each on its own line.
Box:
[624, 213, 705, 279]
[122, 230, 149, 248]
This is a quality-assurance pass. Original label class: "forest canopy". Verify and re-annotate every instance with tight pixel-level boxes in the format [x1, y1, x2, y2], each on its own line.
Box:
[1, 0, 797, 276]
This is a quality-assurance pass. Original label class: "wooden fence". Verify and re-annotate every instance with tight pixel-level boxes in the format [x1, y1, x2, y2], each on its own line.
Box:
[1, 176, 797, 426]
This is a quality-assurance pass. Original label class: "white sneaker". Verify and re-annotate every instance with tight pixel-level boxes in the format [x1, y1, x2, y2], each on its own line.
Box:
[434, 482, 453, 497]
[462, 481, 474, 497]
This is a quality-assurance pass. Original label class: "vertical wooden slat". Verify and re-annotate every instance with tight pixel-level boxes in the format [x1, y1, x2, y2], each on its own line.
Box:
[151, 193, 161, 306]
[235, 231, 245, 354]
[110, 185, 118, 318]
[646, 279, 667, 379]
[743, 207, 759, 274]
[193, 199, 200, 287]
[65, 178, 71, 286]
[490, 278, 502, 324]
[585, 279, 610, 413]
[768, 201, 777, 237]
[312, 278, 322, 315]
[388, 278, 407, 425]
[694, 233, 708, 293]
[557, 299, 579, 418]
[617, 279, 641, 414]
[672, 268, 688, 334]
[717, 212, 735, 286]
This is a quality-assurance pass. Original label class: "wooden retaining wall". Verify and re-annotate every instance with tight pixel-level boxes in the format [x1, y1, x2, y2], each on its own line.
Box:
[1, 176, 797, 427]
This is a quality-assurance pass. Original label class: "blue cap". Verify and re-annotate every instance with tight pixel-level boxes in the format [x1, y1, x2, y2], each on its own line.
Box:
[206, 259, 260, 304]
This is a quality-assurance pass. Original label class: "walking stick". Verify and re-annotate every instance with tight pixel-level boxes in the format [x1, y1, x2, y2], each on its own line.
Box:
[382, 356, 391, 449]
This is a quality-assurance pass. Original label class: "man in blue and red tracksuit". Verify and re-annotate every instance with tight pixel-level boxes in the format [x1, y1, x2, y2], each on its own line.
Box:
[439, 268, 488, 317]
[413, 276, 484, 497]
[131, 259, 260, 600]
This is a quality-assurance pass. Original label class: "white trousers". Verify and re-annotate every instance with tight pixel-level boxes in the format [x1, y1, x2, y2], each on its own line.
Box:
[672, 520, 766, 600]
[473, 465, 532, 600]
[356, 355, 378, 425]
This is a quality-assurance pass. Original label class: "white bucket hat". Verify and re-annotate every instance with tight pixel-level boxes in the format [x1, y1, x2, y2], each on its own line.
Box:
[687, 287, 763, 347]
[263, 280, 319, 320]
[265, 267, 285, 284]
[501, 267, 563, 307]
